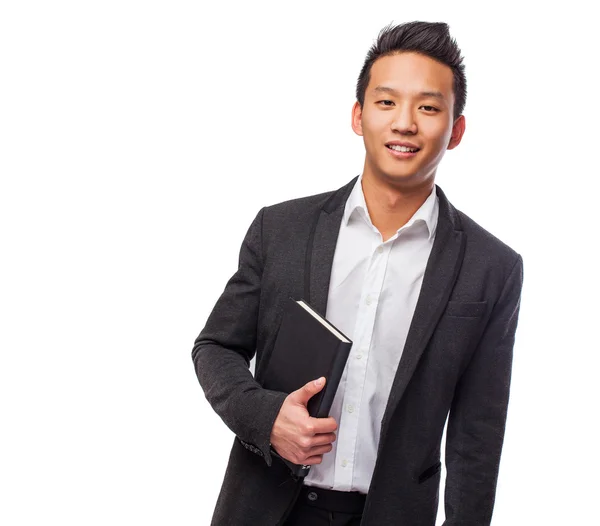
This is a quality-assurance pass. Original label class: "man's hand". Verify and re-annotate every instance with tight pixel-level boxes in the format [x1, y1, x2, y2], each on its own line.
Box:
[270, 377, 338, 465]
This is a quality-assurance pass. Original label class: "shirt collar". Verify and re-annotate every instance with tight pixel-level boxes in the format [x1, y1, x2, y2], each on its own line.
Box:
[343, 173, 439, 241]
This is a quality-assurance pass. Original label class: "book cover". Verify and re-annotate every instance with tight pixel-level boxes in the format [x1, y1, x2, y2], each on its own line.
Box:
[260, 296, 353, 477]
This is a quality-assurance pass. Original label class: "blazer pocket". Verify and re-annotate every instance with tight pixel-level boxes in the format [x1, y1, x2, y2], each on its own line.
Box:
[444, 300, 487, 318]
[418, 461, 442, 484]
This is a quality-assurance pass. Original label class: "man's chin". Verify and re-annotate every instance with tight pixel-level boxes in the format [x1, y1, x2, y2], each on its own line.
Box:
[381, 171, 422, 184]
[370, 170, 435, 191]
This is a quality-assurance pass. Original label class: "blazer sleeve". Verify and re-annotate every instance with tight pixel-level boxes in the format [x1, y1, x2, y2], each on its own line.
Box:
[443, 254, 524, 526]
[191, 207, 287, 467]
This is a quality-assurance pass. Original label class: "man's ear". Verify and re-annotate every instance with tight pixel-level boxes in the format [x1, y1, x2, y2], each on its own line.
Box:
[351, 101, 364, 136]
[447, 114, 466, 150]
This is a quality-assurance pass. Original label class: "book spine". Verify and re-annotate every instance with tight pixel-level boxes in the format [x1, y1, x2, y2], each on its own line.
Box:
[290, 461, 311, 478]
[314, 341, 352, 418]
[273, 449, 311, 479]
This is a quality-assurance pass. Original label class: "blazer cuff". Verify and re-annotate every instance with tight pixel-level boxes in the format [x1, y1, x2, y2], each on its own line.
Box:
[237, 388, 287, 467]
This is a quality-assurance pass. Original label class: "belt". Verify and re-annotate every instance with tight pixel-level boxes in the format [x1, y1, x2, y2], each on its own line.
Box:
[299, 485, 366, 514]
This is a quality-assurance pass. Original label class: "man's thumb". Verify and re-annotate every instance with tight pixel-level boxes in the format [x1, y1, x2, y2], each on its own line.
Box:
[294, 377, 326, 405]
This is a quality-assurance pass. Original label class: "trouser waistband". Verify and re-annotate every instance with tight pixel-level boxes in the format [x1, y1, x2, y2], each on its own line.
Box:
[299, 485, 366, 514]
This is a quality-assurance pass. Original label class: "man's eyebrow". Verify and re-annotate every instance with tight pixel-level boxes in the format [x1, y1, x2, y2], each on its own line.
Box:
[373, 86, 445, 100]
[419, 90, 445, 100]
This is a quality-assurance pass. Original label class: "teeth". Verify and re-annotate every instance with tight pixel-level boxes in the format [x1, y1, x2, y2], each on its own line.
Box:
[388, 145, 418, 152]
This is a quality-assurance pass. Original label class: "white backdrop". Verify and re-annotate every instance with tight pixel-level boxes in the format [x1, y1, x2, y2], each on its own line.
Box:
[1, 1, 598, 524]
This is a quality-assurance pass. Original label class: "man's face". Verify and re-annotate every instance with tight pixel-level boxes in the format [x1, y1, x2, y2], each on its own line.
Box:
[352, 52, 465, 190]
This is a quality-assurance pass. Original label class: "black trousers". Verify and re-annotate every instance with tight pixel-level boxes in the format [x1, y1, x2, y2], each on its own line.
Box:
[283, 486, 364, 526]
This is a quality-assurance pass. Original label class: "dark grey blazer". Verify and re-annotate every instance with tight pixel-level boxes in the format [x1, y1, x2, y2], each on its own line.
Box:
[192, 176, 523, 526]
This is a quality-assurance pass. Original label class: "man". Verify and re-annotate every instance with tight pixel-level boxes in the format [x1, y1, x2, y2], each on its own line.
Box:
[192, 21, 523, 526]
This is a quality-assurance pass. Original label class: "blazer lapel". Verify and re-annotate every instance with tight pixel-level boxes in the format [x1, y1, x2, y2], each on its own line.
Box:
[378, 185, 465, 445]
[304, 176, 359, 315]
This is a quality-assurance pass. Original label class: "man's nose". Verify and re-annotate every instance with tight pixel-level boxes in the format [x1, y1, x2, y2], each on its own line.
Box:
[391, 105, 417, 134]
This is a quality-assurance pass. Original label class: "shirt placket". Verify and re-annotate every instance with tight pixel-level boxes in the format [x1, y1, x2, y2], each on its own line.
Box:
[333, 237, 391, 490]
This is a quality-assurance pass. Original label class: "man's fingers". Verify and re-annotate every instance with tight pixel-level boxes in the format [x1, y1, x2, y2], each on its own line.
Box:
[308, 444, 333, 456]
[291, 377, 326, 406]
[309, 432, 337, 447]
[302, 455, 325, 466]
[308, 416, 338, 435]
[290, 442, 334, 465]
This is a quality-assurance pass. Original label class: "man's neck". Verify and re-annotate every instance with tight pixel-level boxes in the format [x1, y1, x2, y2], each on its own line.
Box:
[361, 173, 434, 242]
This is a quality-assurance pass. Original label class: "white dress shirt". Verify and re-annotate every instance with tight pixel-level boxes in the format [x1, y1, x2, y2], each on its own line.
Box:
[304, 174, 439, 493]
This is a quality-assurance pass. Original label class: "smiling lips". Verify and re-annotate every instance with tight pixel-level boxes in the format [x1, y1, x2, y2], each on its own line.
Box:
[386, 143, 420, 158]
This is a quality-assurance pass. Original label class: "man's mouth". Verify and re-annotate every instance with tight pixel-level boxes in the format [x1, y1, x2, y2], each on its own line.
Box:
[386, 144, 420, 153]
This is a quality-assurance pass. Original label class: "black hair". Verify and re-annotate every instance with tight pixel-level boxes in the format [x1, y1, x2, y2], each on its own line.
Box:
[356, 21, 467, 119]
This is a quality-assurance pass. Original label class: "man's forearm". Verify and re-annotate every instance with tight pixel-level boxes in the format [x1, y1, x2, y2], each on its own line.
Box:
[192, 338, 286, 465]
[191, 207, 287, 465]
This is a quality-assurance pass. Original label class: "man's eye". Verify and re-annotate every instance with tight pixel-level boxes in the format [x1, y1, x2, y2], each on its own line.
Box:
[421, 105, 439, 112]
[378, 100, 394, 106]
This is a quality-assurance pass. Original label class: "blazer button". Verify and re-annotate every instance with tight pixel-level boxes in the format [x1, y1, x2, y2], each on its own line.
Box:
[307, 491, 318, 502]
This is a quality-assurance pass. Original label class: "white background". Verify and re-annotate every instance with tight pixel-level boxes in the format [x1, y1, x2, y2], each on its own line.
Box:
[1, 1, 598, 524]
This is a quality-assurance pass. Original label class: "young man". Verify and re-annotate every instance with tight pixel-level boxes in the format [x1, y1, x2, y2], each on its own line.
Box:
[192, 21, 523, 526]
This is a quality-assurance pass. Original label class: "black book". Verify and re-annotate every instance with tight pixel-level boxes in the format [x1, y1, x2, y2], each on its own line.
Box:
[260, 296, 353, 478]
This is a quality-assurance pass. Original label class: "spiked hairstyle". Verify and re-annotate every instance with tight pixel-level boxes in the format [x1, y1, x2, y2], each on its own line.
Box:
[356, 21, 467, 119]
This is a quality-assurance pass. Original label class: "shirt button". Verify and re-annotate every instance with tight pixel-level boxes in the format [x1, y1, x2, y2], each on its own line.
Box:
[356, 353, 362, 360]
[341, 459, 348, 467]
[377, 246, 383, 254]
[347, 404, 354, 413]
[366, 296, 372, 305]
